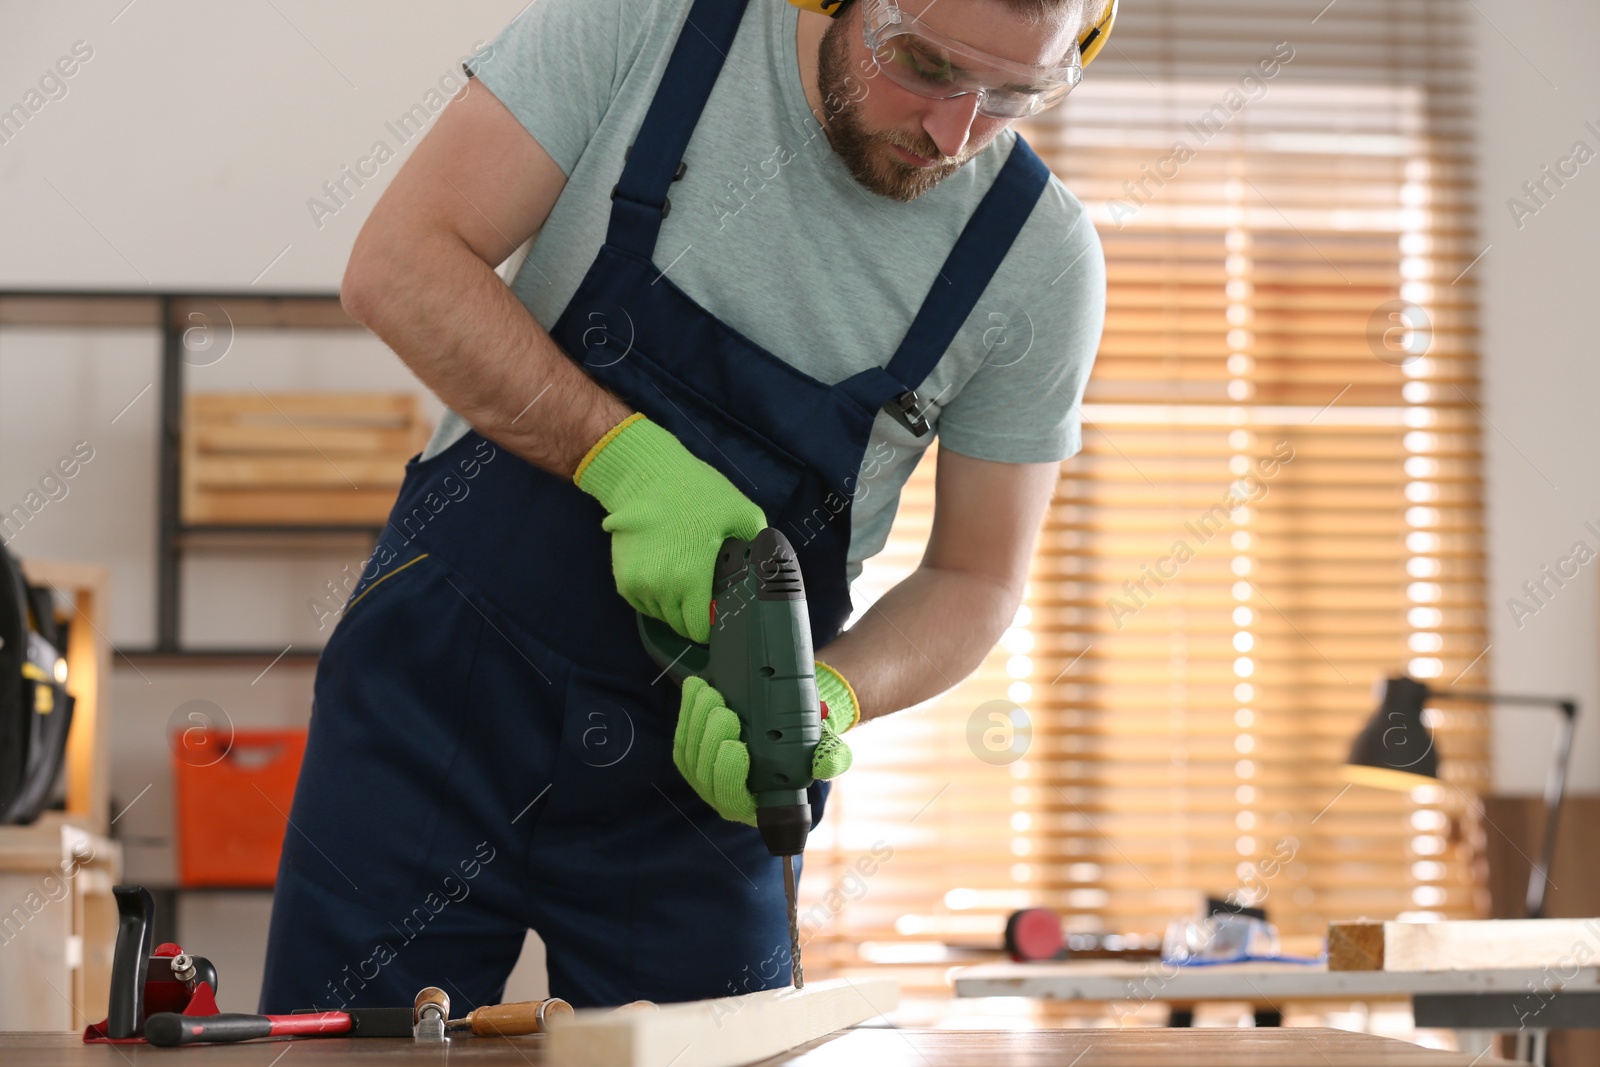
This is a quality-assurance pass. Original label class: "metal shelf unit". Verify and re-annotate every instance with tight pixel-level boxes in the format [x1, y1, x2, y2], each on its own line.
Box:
[2, 290, 383, 661]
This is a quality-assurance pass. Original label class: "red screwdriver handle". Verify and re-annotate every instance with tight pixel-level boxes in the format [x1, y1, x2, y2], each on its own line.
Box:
[145, 1011, 351, 1046]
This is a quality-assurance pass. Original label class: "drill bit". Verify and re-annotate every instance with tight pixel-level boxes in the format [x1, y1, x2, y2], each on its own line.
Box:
[783, 854, 803, 988]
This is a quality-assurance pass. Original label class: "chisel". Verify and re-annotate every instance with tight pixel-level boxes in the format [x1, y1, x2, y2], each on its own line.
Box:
[446, 997, 575, 1035]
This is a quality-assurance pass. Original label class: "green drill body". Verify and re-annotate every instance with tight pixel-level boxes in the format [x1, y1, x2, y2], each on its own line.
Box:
[637, 528, 822, 852]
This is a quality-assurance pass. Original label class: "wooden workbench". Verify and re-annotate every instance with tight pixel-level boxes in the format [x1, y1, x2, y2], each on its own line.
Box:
[0, 1029, 1527, 1066]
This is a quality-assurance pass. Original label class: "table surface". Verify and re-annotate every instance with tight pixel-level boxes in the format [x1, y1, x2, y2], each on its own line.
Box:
[0, 1028, 1529, 1067]
[954, 959, 1600, 1003]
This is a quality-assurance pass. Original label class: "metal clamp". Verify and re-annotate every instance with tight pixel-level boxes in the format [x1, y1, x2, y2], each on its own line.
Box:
[168, 954, 197, 989]
[413, 987, 450, 1041]
[883, 389, 932, 437]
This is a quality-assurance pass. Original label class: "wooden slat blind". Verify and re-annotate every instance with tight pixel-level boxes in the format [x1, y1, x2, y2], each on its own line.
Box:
[797, 0, 1488, 1003]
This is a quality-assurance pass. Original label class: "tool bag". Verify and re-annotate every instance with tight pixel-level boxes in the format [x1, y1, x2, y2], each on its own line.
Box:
[0, 544, 75, 824]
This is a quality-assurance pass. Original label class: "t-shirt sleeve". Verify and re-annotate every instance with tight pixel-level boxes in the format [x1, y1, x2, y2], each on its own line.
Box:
[934, 186, 1106, 464]
[465, 0, 656, 176]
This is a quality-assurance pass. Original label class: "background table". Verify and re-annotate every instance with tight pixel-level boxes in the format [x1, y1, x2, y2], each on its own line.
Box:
[955, 960, 1600, 1066]
[954, 958, 1600, 1010]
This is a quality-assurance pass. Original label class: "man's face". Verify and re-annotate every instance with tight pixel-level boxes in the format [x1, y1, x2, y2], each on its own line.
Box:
[817, 0, 1080, 202]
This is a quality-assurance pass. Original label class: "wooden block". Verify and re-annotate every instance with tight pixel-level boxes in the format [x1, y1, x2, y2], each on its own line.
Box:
[1327, 921, 1388, 971]
[545, 977, 898, 1067]
[1328, 918, 1600, 972]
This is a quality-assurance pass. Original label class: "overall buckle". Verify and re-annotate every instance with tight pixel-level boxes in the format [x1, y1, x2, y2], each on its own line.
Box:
[611, 184, 673, 219]
[613, 145, 687, 218]
[884, 389, 932, 437]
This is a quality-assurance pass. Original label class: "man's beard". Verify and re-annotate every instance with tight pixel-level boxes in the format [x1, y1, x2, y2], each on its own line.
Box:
[816, 13, 971, 202]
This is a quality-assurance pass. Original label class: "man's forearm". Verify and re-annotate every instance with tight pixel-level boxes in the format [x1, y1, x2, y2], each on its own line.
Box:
[342, 226, 629, 477]
[818, 565, 1019, 724]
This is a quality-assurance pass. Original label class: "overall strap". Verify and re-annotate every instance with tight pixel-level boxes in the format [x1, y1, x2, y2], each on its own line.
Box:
[881, 135, 1052, 395]
[606, 0, 751, 256]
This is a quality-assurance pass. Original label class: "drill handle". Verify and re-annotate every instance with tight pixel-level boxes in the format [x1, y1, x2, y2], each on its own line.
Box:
[635, 613, 708, 684]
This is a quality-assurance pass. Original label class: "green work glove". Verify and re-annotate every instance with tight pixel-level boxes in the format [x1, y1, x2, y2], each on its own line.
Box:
[673, 662, 861, 826]
[574, 414, 766, 643]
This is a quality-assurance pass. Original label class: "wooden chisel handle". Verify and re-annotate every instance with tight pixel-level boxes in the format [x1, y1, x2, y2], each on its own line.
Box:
[462, 997, 573, 1036]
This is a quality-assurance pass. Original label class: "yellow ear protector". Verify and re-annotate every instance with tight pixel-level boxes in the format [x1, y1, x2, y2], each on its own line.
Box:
[786, 0, 1117, 67]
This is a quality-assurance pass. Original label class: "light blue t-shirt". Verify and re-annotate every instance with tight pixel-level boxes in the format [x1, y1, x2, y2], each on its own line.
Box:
[424, 0, 1105, 584]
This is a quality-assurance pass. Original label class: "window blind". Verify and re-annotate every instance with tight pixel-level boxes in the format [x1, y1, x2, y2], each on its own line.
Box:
[796, 0, 1488, 1004]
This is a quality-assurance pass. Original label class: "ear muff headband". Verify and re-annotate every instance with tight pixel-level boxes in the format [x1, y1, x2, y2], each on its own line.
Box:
[786, 0, 1117, 68]
[1078, 0, 1117, 67]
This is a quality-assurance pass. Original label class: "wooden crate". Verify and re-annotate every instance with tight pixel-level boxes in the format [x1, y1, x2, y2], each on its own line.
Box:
[181, 392, 431, 526]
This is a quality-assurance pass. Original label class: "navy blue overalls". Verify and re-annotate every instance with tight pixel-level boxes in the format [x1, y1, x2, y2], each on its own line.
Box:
[260, 0, 1048, 1012]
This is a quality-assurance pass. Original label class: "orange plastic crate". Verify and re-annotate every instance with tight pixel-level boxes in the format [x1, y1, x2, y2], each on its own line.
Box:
[173, 729, 306, 887]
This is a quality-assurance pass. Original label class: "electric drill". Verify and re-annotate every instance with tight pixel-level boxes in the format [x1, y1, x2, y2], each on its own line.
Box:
[637, 527, 821, 988]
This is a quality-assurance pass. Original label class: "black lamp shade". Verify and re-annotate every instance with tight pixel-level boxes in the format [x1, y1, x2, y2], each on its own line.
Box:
[1343, 675, 1440, 790]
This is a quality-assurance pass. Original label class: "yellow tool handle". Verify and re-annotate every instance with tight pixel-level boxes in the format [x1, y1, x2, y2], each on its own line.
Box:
[464, 998, 574, 1036]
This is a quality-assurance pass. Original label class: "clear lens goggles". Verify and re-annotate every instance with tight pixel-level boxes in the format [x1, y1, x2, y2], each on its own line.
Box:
[861, 0, 1084, 119]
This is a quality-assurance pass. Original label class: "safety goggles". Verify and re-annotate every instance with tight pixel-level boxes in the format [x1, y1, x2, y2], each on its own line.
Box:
[860, 0, 1084, 119]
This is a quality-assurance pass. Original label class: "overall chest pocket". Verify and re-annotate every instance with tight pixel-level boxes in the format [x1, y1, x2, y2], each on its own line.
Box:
[579, 326, 808, 520]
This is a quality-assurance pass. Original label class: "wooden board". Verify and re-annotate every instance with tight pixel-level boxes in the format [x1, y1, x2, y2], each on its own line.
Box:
[952, 958, 1600, 1002]
[1328, 918, 1600, 972]
[0, 1028, 1528, 1066]
[545, 978, 897, 1067]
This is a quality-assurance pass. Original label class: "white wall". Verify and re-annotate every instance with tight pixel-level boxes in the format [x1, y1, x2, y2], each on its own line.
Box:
[1473, 0, 1600, 793]
[1, 0, 512, 638]
[0, 0, 525, 289]
[0, 328, 160, 638]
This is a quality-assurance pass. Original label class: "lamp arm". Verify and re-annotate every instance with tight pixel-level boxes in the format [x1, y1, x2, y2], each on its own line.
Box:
[1444, 691, 1578, 715]
[1420, 685, 1577, 919]
[1526, 708, 1576, 919]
